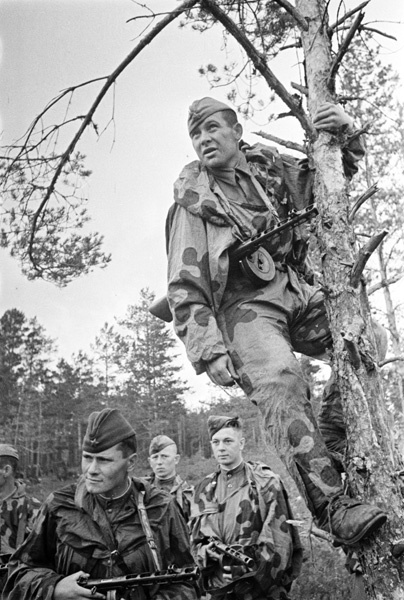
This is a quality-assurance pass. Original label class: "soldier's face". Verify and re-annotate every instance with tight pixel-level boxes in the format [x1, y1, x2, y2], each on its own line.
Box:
[211, 427, 245, 470]
[81, 444, 136, 498]
[148, 445, 179, 480]
[191, 112, 242, 169]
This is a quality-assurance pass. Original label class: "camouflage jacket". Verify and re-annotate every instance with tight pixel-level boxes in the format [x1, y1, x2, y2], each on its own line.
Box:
[166, 139, 364, 374]
[1, 480, 40, 555]
[3, 476, 198, 600]
[0, 481, 41, 592]
[189, 461, 302, 600]
[147, 473, 194, 522]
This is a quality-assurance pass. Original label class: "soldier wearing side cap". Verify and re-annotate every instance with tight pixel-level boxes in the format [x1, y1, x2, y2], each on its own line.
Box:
[189, 416, 302, 600]
[163, 96, 387, 547]
[147, 435, 193, 521]
[0, 444, 41, 592]
[3, 408, 198, 600]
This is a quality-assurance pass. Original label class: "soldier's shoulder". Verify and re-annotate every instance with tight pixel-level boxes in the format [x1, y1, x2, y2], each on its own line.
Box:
[246, 460, 282, 482]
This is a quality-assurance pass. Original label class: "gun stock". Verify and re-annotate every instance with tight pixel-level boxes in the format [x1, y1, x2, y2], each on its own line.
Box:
[149, 295, 173, 323]
[78, 565, 199, 594]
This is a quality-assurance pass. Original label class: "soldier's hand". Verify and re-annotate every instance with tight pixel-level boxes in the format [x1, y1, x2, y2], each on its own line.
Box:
[206, 541, 223, 563]
[313, 102, 353, 132]
[206, 355, 239, 387]
[222, 565, 232, 583]
[53, 571, 106, 599]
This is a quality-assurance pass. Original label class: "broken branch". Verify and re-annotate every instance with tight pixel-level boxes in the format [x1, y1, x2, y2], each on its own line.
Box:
[328, 11, 365, 89]
[348, 182, 379, 222]
[253, 130, 306, 154]
[350, 230, 389, 288]
[328, 1, 369, 33]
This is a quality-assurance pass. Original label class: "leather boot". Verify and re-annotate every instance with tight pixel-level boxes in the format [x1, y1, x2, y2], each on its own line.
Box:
[318, 494, 387, 546]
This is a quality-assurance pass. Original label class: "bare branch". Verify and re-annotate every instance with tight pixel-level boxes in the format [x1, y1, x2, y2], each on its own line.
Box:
[350, 230, 389, 288]
[27, 0, 201, 274]
[368, 273, 404, 296]
[379, 356, 404, 368]
[271, 0, 308, 31]
[253, 130, 306, 154]
[361, 26, 397, 41]
[201, 0, 314, 136]
[348, 182, 379, 222]
[328, 11, 365, 89]
[328, 1, 370, 32]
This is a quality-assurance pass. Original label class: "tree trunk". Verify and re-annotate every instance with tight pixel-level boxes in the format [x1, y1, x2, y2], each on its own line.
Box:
[297, 0, 404, 596]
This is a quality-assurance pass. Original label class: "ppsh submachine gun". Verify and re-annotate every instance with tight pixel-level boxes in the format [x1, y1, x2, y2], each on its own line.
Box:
[149, 205, 318, 321]
[207, 537, 256, 572]
[78, 565, 200, 599]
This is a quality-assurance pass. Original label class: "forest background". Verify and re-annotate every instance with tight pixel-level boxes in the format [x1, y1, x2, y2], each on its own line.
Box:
[1, 0, 404, 598]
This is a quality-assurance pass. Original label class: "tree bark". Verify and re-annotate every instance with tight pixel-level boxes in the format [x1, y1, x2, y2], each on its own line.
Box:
[297, 0, 404, 597]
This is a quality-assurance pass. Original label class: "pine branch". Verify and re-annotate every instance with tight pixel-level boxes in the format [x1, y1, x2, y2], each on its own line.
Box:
[271, 0, 308, 31]
[27, 0, 201, 275]
[253, 130, 306, 154]
[201, 0, 314, 136]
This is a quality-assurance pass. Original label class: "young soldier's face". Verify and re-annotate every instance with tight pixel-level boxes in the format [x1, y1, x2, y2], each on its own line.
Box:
[148, 445, 179, 480]
[210, 426, 245, 470]
[81, 444, 135, 498]
[191, 112, 242, 169]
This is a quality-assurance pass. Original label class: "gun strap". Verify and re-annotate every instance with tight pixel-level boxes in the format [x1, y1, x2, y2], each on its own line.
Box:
[137, 490, 162, 572]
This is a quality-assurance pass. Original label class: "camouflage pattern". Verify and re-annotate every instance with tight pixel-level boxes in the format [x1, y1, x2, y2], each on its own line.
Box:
[3, 476, 198, 600]
[189, 461, 302, 599]
[167, 138, 365, 518]
[0, 480, 41, 592]
[148, 473, 194, 522]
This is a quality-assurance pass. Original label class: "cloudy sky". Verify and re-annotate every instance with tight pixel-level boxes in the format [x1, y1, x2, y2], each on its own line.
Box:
[1, 0, 403, 405]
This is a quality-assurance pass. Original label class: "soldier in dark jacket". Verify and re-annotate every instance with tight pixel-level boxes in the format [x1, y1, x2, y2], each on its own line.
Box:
[147, 435, 193, 522]
[3, 409, 198, 600]
[190, 415, 302, 600]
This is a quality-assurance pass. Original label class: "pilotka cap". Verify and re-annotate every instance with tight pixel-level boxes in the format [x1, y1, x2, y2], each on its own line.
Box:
[207, 415, 241, 439]
[188, 97, 236, 136]
[0, 443, 19, 460]
[82, 408, 136, 453]
[149, 434, 176, 456]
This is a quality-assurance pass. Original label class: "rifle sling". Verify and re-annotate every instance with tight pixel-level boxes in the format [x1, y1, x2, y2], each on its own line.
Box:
[136, 490, 162, 572]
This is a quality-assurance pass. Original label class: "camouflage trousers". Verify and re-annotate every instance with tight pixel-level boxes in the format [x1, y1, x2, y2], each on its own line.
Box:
[218, 264, 343, 517]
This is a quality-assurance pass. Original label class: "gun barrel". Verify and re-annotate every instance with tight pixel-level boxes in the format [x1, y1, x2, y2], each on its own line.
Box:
[208, 537, 255, 570]
[78, 566, 200, 592]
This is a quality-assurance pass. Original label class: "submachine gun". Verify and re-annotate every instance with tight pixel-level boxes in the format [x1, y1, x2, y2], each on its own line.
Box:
[149, 205, 318, 321]
[206, 537, 256, 572]
[78, 565, 200, 600]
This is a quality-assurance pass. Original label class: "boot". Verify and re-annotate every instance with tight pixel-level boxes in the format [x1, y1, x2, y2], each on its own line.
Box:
[319, 494, 387, 546]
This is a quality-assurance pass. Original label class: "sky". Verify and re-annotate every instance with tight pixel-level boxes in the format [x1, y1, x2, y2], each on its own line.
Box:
[0, 0, 403, 407]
